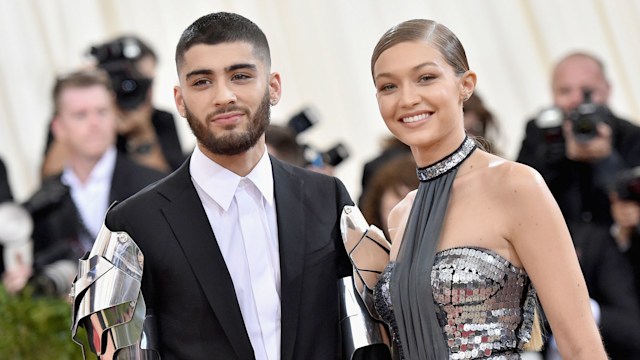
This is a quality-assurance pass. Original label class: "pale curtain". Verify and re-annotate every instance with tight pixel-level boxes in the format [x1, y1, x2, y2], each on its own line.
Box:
[1, 0, 639, 200]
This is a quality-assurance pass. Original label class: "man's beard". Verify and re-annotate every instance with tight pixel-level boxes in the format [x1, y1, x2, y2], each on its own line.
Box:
[185, 90, 270, 156]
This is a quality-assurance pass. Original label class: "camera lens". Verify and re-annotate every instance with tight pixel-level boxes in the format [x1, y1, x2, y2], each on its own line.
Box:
[574, 114, 597, 135]
[120, 79, 138, 93]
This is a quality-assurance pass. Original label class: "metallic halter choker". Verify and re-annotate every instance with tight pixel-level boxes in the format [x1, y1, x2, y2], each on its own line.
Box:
[416, 136, 477, 182]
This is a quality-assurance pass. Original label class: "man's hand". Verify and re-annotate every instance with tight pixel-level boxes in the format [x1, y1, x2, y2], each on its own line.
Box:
[2, 254, 32, 294]
[610, 192, 640, 249]
[563, 121, 612, 162]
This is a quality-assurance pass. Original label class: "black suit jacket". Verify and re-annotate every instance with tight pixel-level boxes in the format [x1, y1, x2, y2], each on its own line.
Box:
[105, 156, 353, 360]
[0, 158, 12, 203]
[568, 222, 640, 359]
[0, 158, 14, 273]
[28, 152, 165, 267]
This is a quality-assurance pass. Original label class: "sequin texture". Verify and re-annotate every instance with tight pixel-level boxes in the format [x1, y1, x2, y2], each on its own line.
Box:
[375, 247, 537, 359]
[416, 136, 476, 182]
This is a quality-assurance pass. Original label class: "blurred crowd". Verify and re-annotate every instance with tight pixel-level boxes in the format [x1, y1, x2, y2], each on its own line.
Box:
[0, 33, 639, 359]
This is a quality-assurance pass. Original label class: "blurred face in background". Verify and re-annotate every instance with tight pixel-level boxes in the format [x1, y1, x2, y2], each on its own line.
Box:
[552, 55, 610, 114]
[52, 85, 117, 162]
[115, 54, 158, 136]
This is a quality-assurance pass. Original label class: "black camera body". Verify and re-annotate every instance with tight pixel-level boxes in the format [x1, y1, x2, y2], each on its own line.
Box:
[89, 37, 152, 110]
[287, 107, 350, 167]
[614, 167, 640, 202]
[567, 89, 610, 142]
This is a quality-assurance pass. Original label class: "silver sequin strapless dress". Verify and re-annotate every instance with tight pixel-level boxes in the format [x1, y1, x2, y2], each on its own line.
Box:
[374, 247, 537, 360]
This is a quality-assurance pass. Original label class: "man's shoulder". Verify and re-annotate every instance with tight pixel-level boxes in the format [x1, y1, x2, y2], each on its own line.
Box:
[115, 153, 166, 180]
[271, 157, 352, 203]
[272, 157, 343, 187]
[110, 163, 187, 213]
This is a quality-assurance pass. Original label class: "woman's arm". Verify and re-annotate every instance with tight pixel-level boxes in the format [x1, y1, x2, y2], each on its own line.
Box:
[503, 163, 607, 359]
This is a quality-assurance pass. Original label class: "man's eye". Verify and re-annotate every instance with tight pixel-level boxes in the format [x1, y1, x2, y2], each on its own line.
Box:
[193, 79, 211, 86]
[231, 73, 251, 81]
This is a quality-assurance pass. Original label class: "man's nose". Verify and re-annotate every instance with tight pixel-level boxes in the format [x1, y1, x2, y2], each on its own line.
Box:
[213, 82, 237, 106]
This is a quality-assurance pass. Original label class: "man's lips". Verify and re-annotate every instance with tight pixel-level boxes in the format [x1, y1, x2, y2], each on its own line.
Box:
[210, 112, 245, 125]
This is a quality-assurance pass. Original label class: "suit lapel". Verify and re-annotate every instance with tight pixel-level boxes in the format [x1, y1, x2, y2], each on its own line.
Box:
[108, 153, 127, 204]
[271, 158, 305, 360]
[158, 161, 254, 359]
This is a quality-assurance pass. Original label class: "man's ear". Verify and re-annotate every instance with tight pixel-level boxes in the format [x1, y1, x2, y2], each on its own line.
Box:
[51, 116, 64, 141]
[268, 72, 282, 106]
[174, 86, 186, 118]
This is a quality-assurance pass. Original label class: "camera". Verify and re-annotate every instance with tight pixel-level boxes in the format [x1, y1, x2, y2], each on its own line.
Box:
[614, 167, 640, 202]
[567, 89, 610, 142]
[88, 36, 152, 110]
[303, 143, 350, 168]
[287, 107, 350, 167]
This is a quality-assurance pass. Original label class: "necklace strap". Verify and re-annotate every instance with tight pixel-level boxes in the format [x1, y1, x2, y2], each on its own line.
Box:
[416, 136, 477, 182]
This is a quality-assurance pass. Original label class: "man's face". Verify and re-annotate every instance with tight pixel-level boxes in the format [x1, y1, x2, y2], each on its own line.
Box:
[174, 42, 281, 156]
[53, 85, 117, 160]
[552, 56, 610, 114]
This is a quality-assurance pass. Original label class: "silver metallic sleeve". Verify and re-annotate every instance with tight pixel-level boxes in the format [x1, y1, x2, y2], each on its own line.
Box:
[339, 276, 392, 360]
[70, 223, 160, 359]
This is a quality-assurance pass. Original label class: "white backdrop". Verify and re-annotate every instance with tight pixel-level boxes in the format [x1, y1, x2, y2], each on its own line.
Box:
[1, 0, 639, 201]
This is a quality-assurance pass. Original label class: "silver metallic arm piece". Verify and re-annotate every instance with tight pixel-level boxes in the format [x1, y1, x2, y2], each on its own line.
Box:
[70, 223, 160, 359]
[339, 276, 392, 360]
[340, 205, 391, 320]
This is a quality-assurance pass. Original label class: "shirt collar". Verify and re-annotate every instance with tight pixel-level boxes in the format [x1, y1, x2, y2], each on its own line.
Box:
[61, 146, 117, 187]
[190, 145, 274, 212]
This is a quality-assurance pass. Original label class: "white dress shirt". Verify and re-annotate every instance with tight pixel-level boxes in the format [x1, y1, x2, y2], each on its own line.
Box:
[61, 146, 116, 252]
[190, 145, 281, 360]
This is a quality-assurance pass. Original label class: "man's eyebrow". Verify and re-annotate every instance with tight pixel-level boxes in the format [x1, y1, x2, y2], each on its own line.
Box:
[185, 69, 213, 79]
[225, 63, 257, 72]
[184, 63, 258, 79]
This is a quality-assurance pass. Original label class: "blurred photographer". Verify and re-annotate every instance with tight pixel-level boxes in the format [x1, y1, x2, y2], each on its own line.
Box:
[610, 167, 640, 298]
[42, 35, 186, 178]
[12, 69, 165, 297]
[517, 52, 640, 226]
[266, 108, 349, 176]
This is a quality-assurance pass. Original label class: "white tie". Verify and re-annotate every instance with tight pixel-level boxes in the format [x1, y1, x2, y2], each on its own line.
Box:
[234, 178, 281, 360]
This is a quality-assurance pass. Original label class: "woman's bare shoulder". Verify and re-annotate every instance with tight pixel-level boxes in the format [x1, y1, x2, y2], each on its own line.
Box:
[478, 153, 547, 196]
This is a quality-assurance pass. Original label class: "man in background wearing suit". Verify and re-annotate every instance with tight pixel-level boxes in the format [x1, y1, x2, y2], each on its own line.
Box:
[0, 158, 12, 203]
[101, 12, 353, 359]
[3, 69, 165, 296]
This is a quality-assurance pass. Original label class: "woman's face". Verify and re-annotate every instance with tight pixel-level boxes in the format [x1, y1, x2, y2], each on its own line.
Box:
[373, 41, 474, 153]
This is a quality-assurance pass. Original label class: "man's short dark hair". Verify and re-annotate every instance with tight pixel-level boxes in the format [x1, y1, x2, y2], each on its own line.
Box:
[175, 12, 271, 72]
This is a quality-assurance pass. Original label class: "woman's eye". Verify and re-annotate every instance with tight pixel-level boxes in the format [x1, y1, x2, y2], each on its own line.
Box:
[419, 75, 435, 82]
[379, 83, 396, 92]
